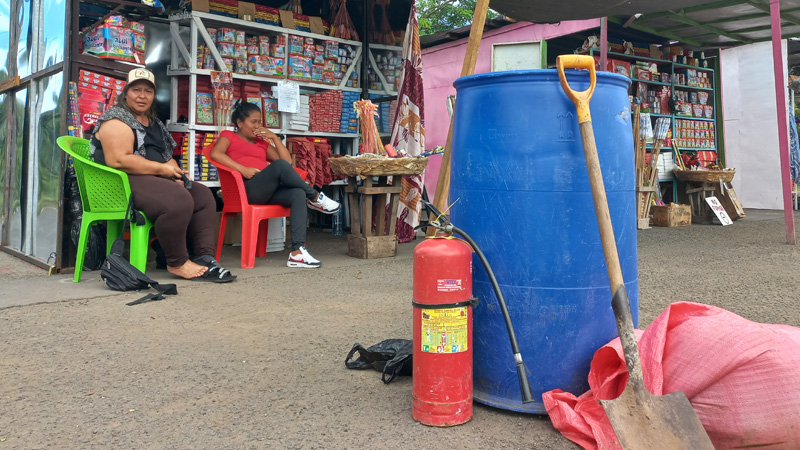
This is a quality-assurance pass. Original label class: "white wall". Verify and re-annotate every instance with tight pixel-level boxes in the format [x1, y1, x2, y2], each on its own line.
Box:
[720, 40, 788, 210]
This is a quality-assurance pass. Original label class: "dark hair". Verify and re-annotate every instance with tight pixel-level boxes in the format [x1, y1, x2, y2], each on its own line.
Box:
[231, 100, 261, 130]
[115, 80, 158, 120]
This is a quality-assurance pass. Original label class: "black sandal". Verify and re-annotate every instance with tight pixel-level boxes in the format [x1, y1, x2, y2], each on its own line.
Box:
[191, 255, 237, 283]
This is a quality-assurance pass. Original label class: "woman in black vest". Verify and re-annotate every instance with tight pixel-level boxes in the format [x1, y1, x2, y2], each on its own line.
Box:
[91, 68, 235, 283]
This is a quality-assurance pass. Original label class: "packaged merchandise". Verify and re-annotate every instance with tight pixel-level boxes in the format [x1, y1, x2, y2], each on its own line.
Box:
[262, 94, 280, 128]
[219, 42, 236, 57]
[196, 92, 214, 124]
[325, 41, 339, 60]
[235, 44, 247, 59]
[218, 28, 236, 43]
[288, 35, 304, 55]
[311, 65, 324, 81]
[235, 58, 248, 74]
[259, 36, 271, 55]
[235, 30, 246, 45]
[288, 56, 313, 79]
[271, 43, 285, 58]
[83, 25, 136, 62]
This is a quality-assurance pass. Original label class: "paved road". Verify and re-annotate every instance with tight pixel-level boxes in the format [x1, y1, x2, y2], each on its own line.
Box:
[1, 209, 798, 449]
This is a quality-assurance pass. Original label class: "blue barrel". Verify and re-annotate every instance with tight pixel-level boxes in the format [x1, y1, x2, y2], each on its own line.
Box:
[450, 69, 638, 414]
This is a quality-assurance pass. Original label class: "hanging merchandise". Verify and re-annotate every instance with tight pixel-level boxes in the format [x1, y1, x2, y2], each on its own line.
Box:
[329, 0, 359, 41]
[210, 71, 234, 134]
[284, 0, 302, 14]
[375, 0, 394, 45]
[354, 99, 385, 154]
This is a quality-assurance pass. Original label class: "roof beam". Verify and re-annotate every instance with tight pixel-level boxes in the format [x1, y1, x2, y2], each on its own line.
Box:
[607, 16, 703, 47]
[667, 10, 753, 44]
[748, 0, 800, 28]
[658, 13, 769, 34]
[639, 0, 751, 20]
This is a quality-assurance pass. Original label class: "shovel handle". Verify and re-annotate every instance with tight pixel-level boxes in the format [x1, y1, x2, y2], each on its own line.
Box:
[556, 55, 596, 124]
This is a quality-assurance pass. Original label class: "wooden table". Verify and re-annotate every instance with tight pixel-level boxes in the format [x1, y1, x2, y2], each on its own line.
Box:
[673, 169, 737, 224]
[344, 175, 404, 259]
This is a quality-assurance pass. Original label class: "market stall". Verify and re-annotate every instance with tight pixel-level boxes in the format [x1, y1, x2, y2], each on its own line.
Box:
[0, 0, 418, 271]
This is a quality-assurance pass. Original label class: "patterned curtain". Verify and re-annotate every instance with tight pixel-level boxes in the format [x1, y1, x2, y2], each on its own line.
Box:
[388, 0, 425, 243]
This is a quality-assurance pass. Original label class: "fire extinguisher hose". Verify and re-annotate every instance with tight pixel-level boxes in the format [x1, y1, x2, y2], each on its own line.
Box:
[450, 225, 535, 404]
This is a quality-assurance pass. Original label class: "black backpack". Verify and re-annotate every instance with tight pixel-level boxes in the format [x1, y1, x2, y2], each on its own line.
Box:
[100, 198, 177, 306]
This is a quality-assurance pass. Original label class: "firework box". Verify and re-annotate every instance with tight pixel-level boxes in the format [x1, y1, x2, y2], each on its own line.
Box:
[325, 41, 338, 60]
[288, 35, 303, 55]
[288, 56, 312, 79]
[271, 44, 285, 58]
[83, 25, 135, 62]
[196, 92, 214, 125]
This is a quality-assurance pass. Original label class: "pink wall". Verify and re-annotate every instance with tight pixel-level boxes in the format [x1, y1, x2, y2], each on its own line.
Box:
[421, 19, 600, 150]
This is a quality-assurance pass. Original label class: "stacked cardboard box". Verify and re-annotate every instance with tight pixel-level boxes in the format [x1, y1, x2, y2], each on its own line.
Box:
[76, 69, 126, 136]
[340, 91, 359, 134]
[284, 95, 310, 131]
[309, 90, 343, 133]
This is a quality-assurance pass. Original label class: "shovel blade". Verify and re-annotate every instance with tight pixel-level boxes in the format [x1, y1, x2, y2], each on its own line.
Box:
[600, 388, 714, 450]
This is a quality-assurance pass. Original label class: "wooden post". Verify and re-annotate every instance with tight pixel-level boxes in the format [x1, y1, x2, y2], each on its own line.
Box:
[427, 0, 491, 236]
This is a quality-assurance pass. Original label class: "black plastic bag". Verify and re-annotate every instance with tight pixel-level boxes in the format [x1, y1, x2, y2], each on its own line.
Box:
[64, 164, 106, 270]
[345, 339, 412, 384]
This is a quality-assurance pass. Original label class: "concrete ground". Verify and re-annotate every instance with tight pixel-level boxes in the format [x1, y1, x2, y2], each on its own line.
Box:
[1, 209, 799, 449]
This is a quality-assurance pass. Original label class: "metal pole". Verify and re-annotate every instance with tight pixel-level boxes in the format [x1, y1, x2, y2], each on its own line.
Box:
[769, 0, 796, 244]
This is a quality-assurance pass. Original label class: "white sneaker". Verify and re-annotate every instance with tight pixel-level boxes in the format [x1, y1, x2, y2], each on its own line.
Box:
[307, 192, 341, 214]
[287, 246, 321, 268]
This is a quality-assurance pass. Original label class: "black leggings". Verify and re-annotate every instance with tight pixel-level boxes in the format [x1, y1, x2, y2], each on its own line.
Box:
[128, 175, 217, 267]
[243, 159, 318, 251]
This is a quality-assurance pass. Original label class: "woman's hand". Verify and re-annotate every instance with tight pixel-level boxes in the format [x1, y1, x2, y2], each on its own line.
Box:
[254, 127, 278, 142]
[240, 167, 261, 179]
[158, 163, 185, 180]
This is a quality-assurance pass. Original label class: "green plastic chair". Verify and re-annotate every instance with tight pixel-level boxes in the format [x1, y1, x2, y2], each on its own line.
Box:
[57, 136, 154, 282]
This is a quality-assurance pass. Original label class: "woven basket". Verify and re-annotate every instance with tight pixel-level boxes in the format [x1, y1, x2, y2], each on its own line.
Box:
[672, 168, 735, 183]
[329, 156, 429, 177]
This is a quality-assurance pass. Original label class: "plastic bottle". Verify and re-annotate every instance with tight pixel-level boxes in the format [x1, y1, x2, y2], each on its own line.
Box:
[332, 210, 343, 236]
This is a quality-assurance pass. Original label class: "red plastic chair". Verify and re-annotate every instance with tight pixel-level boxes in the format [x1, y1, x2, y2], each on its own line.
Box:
[203, 144, 294, 269]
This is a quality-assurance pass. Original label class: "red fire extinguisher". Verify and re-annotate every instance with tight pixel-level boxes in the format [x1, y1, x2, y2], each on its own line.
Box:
[412, 235, 476, 426]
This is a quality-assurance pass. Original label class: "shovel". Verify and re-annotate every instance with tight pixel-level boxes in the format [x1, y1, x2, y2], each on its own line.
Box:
[556, 55, 714, 450]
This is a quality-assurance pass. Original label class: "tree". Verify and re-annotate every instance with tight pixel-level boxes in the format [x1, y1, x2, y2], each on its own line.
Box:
[417, 0, 499, 36]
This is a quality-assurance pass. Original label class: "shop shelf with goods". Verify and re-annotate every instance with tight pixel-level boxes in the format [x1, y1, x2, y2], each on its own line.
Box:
[589, 48, 720, 181]
[69, 1, 158, 140]
[165, 10, 370, 187]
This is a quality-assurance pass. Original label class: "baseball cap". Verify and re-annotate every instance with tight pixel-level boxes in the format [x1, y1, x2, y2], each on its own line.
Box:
[127, 68, 156, 88]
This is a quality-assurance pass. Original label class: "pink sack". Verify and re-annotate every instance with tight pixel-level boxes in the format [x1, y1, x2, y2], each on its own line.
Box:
[543, 302, 800, 449]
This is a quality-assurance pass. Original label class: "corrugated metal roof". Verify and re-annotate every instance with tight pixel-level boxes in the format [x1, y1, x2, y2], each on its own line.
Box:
[488, 0, 800, 48]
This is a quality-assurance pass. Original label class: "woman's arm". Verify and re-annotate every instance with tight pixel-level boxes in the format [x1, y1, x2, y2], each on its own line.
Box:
[209, 136, 261, 179]
[258, 128, 292, 164]
[95, 119, 183, 179]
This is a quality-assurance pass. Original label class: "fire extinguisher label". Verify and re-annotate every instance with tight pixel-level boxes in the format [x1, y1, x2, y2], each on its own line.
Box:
[420, 307, 468, 353]
[436, 279, 463, 292]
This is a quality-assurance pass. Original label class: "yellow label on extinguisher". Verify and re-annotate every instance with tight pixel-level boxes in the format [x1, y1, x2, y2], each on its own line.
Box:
[420, 307, 468, 353]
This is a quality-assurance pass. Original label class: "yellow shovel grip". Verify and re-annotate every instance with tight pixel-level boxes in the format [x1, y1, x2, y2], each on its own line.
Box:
[556, 55, 597, 124]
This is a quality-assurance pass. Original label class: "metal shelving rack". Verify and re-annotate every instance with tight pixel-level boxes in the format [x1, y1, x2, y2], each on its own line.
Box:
[590, 49, 719, 186]
[166, 11, 383, 187]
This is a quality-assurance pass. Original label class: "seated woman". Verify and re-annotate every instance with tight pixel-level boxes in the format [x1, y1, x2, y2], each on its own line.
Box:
[210, 101, 340, 268]
[91, 68, 235, 282]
